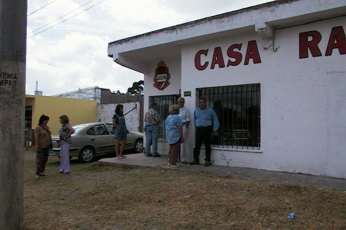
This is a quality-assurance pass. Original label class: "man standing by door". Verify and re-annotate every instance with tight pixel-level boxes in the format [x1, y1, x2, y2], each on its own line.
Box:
[191, 97, 220, 167]
[178, 97, 190, 162]
[144, 102, 161, 157]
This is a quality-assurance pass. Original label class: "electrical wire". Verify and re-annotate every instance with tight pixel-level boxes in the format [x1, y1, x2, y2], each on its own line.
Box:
[32, 0, 107, 36]
[28, 0, 58, 16]
[32, 0, 95, 33]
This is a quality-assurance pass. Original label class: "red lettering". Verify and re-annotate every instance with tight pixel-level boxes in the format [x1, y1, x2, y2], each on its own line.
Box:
[211, 47, 225, 69]
[244, 40, 261, 65]
[325, 26, 346, 56]
[299, 31, 322, 59]
[227, 43, 243, 66]
[194, 49, 209, 71]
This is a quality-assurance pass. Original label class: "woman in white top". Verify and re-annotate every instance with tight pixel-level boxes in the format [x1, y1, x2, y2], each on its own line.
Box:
[177, 97, 191, 162]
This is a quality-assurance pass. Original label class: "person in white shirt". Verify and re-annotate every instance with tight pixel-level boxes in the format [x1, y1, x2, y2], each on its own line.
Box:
[177, 97, 191, 162]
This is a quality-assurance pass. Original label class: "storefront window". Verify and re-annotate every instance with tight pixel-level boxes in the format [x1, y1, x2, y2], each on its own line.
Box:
[197, 84, 260, 149]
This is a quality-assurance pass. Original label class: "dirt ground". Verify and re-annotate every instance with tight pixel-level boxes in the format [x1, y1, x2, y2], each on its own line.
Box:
[24, 151, 346, 229]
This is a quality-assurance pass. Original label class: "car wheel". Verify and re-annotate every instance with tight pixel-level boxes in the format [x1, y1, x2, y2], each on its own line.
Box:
[79, 147, 95, 163]
[134, 139, 144, 153]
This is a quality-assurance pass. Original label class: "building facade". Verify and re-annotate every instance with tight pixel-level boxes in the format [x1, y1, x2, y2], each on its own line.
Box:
[108, 0, 346, 178]
[55, 87, 144, 132]
[25, 96, 97, 135]
[97, 94, 144, 132]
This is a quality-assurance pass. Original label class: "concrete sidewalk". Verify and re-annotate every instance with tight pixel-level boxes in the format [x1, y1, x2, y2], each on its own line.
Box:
[99, 153, 346, 191]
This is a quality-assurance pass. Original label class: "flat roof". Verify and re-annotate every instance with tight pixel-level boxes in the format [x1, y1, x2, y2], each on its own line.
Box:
[108, 0, 346, 72]
[109, 0, 297, 47]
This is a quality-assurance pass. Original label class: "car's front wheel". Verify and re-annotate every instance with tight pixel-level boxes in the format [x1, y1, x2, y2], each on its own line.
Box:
[79, 146, 95, 163]
[134, 139, 144, 153]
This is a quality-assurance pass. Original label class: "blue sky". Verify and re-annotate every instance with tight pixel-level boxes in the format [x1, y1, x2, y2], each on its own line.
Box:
[27, 0, 271, 95]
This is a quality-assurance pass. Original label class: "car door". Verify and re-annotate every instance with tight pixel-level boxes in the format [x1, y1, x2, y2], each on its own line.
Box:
[86, 125, 113, 155]
[94, 124, 114, 154]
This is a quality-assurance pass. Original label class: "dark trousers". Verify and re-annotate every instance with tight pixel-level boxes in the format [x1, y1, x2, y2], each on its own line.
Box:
[36, 148, 49, 175]
[194, 126, 213, 163]
[169, 142, 180, 165]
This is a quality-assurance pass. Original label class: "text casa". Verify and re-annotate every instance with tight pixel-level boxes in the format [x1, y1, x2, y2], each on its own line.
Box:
[194, 40, 261, 71]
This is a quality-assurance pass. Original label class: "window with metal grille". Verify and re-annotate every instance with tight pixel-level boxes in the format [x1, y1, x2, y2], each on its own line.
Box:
[149, 94, 180, 139]
[196, 84, 260, 149]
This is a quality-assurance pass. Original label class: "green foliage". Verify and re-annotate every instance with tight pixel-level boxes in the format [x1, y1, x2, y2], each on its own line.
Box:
[127, 80, 144, 95]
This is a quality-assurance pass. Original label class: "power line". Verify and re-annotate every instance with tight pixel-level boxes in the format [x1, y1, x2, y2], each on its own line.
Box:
[28, 0, 58, 16]
[32, 0, 95, 33]
[32, 0, 107, 36]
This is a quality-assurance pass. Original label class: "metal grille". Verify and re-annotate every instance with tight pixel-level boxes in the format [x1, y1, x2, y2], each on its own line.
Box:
[197, 84, 261, 149]
[149, 94, 180, 139]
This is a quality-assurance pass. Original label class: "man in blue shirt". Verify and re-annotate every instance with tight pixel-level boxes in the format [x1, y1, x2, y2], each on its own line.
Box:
[191, 97, 220, 166]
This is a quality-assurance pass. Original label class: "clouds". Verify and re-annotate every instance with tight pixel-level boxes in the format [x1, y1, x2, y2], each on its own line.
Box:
[27, 0, 270, 95]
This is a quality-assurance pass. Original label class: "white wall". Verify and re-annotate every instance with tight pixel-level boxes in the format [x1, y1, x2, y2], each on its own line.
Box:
[97, 102, 140, 132]
[180, 17, 346, 178]
[143, 58, 181, 155]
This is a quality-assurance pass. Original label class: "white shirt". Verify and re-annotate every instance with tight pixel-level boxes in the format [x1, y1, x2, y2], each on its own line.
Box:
[179, 107, 190, 126]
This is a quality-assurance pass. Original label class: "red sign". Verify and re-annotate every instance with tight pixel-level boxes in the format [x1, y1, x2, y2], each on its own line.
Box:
[193, 25, 346, 70]
[154, 61, 170, 90]
[299, 26, 346, 59]
[194, 40, 262, 71]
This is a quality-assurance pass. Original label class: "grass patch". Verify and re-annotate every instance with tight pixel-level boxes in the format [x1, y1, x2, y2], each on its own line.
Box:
[24, 151, 346, 229]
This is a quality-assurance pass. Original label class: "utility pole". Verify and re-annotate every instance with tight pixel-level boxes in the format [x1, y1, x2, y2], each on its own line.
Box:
[0, 0, 27, 229]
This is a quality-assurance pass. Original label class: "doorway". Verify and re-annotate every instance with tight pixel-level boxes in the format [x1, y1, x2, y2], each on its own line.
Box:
[149, 94, 180, 140]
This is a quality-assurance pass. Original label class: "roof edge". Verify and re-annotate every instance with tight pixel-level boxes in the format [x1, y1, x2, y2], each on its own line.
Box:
[108, 0, 297, 46]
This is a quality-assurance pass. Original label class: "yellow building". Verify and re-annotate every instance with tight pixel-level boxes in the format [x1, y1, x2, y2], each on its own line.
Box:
[25, 95, 97, 135]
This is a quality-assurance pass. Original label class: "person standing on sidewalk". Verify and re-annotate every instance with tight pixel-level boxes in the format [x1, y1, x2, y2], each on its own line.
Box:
[177, 97, 190, 162]
[34, 115, 52, 178]
[113, 104, 128, 159]
[165, 104, 183, 168]
[191, 97, 220, 167]
[144, 102, 161, 157]
[58, 115, 75, 175]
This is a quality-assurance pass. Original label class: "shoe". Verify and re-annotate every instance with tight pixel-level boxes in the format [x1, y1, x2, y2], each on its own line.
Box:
[204, 161, 212, 167]
[169, 164, 178, 169]
[190, 161, 200, 165]
[146, 153, 153, 157]
[153, 153, 161, 157]
[163, 164, 178, 169]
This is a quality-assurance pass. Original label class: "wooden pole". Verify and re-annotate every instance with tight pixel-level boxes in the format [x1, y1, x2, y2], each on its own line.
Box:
[0, 0, 27, 229]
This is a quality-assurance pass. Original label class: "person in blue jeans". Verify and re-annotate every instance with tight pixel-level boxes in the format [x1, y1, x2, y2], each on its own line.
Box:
[144, 103, 161, 157]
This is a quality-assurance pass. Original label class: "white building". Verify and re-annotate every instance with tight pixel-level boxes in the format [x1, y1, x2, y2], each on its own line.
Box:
[108, 0, 346, 178]
[54, 86, 102, 102]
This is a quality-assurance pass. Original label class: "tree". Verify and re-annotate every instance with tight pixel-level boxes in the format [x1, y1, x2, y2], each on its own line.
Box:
[127, 80, 144, 95]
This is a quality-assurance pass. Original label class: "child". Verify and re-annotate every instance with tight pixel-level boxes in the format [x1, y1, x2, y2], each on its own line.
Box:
[165, 104, 183, 167]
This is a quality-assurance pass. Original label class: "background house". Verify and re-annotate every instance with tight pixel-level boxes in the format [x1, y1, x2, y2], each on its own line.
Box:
[25, 95, 97, 135]
[54, 86, 144, 132]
